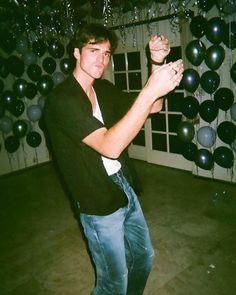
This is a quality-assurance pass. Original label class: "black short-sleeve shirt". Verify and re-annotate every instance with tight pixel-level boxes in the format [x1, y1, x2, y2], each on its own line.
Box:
[43, 75, 141, 216]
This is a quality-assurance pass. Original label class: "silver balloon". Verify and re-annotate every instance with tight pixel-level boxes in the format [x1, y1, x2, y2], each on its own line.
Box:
[0, 115, 13, 134]
[52, 71, 65, 86]
[22, 50, 37, 66]
[16, 35, 29, 54]
[197, 126, 216, 148]
[26, 105, 42, 122]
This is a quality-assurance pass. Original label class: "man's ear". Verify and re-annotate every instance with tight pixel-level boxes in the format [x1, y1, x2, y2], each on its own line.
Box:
[74, 48, 80, 59]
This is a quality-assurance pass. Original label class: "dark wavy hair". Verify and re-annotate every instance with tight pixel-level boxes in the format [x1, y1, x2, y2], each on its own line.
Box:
[72, 23, 118, 54]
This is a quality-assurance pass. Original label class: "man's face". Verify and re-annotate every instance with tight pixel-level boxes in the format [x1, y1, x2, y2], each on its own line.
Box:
[76, 39, 111, 80]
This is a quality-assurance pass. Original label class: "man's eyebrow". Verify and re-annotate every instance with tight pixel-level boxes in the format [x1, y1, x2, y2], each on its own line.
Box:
[86, 44, 111, 54]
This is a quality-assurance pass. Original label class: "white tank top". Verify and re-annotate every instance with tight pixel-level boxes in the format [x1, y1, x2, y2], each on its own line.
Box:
[92, 89, 121, 176]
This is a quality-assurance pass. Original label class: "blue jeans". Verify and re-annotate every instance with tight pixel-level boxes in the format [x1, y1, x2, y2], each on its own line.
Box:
[79, 170, 154, 295]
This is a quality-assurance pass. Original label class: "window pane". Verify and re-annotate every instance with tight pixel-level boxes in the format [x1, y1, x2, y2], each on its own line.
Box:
[128, 72, 142, 90]
[114, 73, 127, 90]
[167, 92, 184, 112]
[133, 130, 145, 146]
[113, 54, 125, 71]
[169, 134, 183, 154]
[127, 52, 140, 70]
[151, 113, 166, 131]
[168, 114, 182, 133]
[152, 133, 167, 151]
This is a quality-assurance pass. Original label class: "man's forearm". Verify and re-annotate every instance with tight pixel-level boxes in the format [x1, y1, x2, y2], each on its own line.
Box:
[83, 87, 156, 159]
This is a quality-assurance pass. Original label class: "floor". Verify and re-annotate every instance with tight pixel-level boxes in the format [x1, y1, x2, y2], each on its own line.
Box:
[0, 160, 236, 295]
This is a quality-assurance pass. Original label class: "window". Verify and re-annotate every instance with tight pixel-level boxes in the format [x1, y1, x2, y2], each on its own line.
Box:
[112, 51, 145, 146]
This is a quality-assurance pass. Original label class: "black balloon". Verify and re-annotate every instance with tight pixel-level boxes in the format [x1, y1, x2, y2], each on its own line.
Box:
[42, 57, 56, 74]
[27, 64, 42, 81]
[25, 83, 38, 100]
[205, 17, 226, 44]
[26, 131, 42, 148]
[9, 99, 25, 117]
[66, 40, 74, 58]
[182, 142, 198, 161]
[12, 120, 28, 138]
[181, 69, 200, 93]
[7, 55, 25, 77]
[197, 0, 215, 12]
[217, 121, 236, 144]
[0, 57, 9, 78]
[48, 39, 65, 58]
[213, 146, 234, 168]
[90, 0, 104, 17]
[13, 78, 28, 98]
[0, 32, 16, 54]
[190, 15, 207, 39]
[214, 87, 234, 111]
[32, 39, 46, 57]
[200, 71, 220, 94]
[4, 135, 20, 153]
[37, 75, 54, 95]
[185, 39, 206, 66]
[177, 121, 195, 142]
[60, 58, 74, 75]
[1, 90, 16, 110]
[223, 21, 236, 49]
[195, 149, 214, 170]
[205, 45, 225, 70]
[199, 100, 218, 123]
[181, 95, 199, 119]
[231, 62, 236, 83]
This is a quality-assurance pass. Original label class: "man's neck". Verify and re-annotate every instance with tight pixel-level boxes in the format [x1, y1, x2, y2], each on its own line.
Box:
[73, 69, 97, 111]
[73, 69, 94, 96]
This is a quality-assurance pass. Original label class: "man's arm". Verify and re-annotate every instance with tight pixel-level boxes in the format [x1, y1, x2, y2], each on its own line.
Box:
[83, 58, 183, 159]
[149, 35, 171, 114]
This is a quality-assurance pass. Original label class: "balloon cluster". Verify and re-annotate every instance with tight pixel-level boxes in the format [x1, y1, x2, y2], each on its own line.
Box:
[183, 16, 236, 93]
[178, 13, 236, 171]
[0, 34, 75, 154]
[1, 1, 235, 49]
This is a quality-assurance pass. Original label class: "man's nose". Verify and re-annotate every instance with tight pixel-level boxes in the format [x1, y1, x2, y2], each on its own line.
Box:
[98, 53, 105, 63]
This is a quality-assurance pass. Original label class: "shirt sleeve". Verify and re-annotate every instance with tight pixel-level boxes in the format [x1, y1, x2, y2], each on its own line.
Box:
[75, 116, 105, 141]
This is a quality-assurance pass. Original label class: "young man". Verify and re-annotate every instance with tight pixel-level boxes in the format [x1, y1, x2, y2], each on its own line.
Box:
[44, 23, 183, 295]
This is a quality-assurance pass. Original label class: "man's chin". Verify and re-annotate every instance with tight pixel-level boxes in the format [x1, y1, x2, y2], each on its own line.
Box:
[93, 72, 104, 79]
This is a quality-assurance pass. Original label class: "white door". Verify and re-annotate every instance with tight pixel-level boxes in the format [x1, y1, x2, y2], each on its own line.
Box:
[111, 49, 148, 161]
[107, 20, 192, 171]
